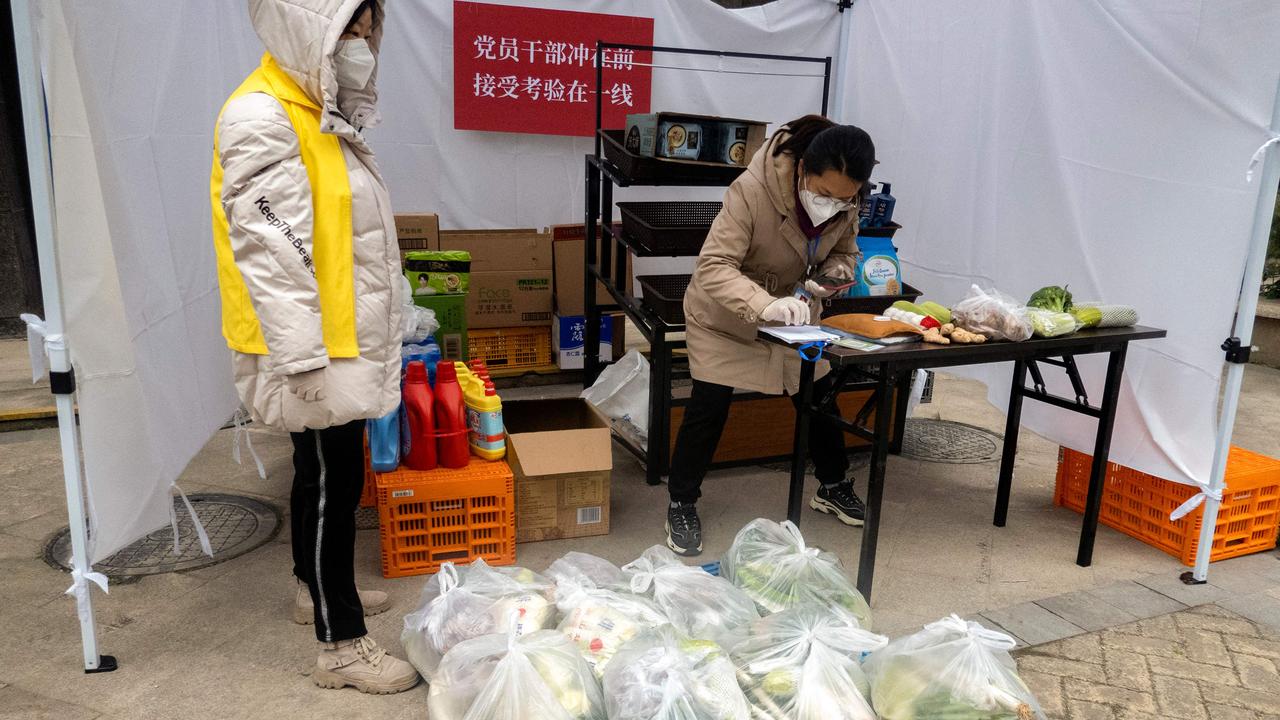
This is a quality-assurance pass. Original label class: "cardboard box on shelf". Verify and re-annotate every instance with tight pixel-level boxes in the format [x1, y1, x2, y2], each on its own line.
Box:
[394, 213, 440, 251]
[550, 224, 633, 316]
[553, 313, 625, 370]
[412, 292, 468, 360]
[504, 398, 612, 543]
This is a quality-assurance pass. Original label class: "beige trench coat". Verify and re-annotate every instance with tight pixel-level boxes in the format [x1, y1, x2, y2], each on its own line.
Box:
[683, 130, 860, 395]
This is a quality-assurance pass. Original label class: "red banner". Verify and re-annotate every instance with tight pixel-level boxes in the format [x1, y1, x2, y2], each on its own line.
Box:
[453, 1, 654, 137]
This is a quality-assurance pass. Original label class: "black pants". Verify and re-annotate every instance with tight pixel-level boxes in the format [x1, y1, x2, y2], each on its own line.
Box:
[290, 419, 367, 643]
[668, 375, 850, 504]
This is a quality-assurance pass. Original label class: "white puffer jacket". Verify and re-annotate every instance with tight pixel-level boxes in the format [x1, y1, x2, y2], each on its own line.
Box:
[217, 0, 401, 433]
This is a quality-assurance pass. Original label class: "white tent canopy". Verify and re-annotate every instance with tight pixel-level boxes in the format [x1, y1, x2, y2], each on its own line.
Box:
[12, 0, 1280, 670]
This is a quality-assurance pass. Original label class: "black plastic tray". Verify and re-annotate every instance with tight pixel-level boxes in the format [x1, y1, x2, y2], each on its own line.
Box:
[822, 283, 923, 317]
[599, 130, 746, 186]
[858, 222, 901, 238]
[617, 202, 720, 256]
[637, 274, 692, 325]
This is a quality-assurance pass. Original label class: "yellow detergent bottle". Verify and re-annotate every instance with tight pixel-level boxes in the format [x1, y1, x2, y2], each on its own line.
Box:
[455, 362, 505, 460]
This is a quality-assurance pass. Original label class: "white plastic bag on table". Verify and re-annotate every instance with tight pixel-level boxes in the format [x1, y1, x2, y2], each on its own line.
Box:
[581, 348, 650, 438]
[622, 545, 759, 645]
[428, 624, 607, 720]
[728, 605, 887, 720]
[602, 624, 751, 720]
[400, 559, 555, 680]
[546, 551, 630, 593]
[720, 519, 873, 630]
[864, 615, 1045, 720]
[554, 578, 670, 677]
[951, 285, 1033, 342]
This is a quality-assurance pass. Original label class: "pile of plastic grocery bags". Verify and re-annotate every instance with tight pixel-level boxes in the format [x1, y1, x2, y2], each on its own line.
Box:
[401, 518, 1045, 719]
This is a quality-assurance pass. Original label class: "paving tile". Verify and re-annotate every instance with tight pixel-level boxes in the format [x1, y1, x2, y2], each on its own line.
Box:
[1229, 635, 1280, 660]
[1100, 629, 1185, 660]
[1017, 653, 1106, 682]
[1064, 677, 1158, 714]
[1207, 705, 1262, 720]
[1069, 698, 1119, 720]
[1175, 610, 1264, 639]
[1217, 593, 1280, 634]
[0, 685, 100, 720]
[1183, 627, 1236, 667]
[1103, 649, 1152, 692]
[1019, 670, 1065, 718]
[1202, 557, 1280, 595]
[1135, 572, 1233, 606]
[1147, 655, 1241, 687]
[1087, 580, 1187, 619]
[1152, 674, 1209, 720]
[1200, 682, 1280, 715]
[1037, 590, 1139, 631]
[1234, 654, 1280, 695]
[983, 602, 1086, 646]
[1036, 632, 1105, 664]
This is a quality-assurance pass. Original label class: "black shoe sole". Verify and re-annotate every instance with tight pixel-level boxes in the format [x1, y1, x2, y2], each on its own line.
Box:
[664, 520, 704, 557]
[810, 496, 865, 527]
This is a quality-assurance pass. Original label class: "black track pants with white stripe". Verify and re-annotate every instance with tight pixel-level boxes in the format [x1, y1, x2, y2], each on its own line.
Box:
[290, 419, 367, 643]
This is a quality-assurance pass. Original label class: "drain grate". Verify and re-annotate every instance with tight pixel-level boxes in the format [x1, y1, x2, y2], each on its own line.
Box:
[901, 419, 1002, 463]
[45, 493, 280, 578]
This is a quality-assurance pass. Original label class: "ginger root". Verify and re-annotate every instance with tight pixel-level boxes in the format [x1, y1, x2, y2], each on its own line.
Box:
[950, 327, 987, 344]
[922, 327, 950, 345]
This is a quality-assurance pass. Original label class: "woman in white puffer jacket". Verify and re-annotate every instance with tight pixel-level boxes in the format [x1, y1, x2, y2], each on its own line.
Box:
[210, 0, 416, 694]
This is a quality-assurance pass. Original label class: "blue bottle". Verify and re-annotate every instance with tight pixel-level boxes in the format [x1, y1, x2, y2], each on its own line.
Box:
[400, 337, 443, 385]
[367, 405, 401, 473]
[869, 182, 896, 227]
[859, 182, 877, 228]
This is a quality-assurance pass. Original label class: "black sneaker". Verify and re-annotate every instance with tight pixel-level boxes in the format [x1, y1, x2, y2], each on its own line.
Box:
[811, 483, 866, 527]
[666, 502, 703, 557]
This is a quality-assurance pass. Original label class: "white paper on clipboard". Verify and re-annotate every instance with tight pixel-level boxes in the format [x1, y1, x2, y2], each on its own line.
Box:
[759, 326, 843, 344]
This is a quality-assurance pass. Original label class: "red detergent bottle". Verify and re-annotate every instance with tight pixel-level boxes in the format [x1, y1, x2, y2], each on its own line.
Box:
[402, 361, 437, 471]
[433, 361, 470, 469]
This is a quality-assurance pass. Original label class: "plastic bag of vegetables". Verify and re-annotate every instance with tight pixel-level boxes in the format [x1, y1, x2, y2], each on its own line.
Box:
[555, 574, 671, 677]
[1026, 308, 1080, 338]
[401, 559, 555, 680]
[951, 285, 1033, 342]
[728, 605, 888, 720]
[428, 623, 608, 720]
[720, 519, 873, 630]
[602, 624, 751, 720]
[546, 551, 630, 593]
[622, 545, 760, 645]
[864, 615, 1045, 720]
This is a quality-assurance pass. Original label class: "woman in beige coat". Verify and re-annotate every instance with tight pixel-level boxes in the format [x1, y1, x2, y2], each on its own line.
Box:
[211, 0, 417, 693]
[666, 116, 876, 556]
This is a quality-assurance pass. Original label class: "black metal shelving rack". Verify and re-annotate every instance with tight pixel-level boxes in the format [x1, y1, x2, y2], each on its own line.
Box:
[583, 43, 909, 485]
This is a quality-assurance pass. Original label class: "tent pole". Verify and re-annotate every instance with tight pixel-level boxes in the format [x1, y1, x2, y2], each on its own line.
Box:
[1185, 75, 1280, 585]
[832, 0, 854, 122]
[9, 0, 114, 672]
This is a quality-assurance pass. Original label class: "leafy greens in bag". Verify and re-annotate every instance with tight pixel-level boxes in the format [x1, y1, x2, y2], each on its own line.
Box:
[864, 615, 1045, 720]
[720, 518, 873, 629]
[729, 605, 888, 720]
[602, 624, 751, 720]
[622, 545, 760, 646]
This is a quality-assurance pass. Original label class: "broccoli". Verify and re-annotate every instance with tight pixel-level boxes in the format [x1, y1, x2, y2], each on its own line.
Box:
[1027, 285, 1073, 312]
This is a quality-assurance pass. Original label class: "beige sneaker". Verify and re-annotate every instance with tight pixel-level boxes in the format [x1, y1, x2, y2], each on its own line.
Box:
[313, 636, 420, 694]
[293, 584, 392, 625]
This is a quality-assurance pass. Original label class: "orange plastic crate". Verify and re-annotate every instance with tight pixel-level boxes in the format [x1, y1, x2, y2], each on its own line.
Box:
[1054, 446, 1280, 565]
[468, 327, 553, 369]
[375, 457, 515, 578]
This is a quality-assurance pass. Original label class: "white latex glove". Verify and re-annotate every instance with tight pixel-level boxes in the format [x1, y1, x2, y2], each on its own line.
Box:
[286, 367, 327, 402]
[760, 296, 812, 326]
[803, 279, 837, 299]
[824, 261, 855, 280]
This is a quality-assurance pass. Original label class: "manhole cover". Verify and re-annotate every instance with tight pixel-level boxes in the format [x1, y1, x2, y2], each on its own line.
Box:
[901, 419, 1002, 463]
[45, 493, 280, 578]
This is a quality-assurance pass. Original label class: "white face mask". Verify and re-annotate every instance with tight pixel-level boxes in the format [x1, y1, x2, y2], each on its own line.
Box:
[799, 175, 856, 226]
[334, 39, 376, 90]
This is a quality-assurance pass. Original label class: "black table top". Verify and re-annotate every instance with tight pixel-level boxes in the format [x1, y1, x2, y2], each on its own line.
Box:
[759, 325, 1168, 370]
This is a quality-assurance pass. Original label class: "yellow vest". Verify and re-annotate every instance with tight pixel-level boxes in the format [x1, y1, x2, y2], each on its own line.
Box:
[210, 53, 358, 357]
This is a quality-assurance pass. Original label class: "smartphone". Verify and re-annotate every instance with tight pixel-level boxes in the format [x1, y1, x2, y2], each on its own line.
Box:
[814, 275, 858, 292]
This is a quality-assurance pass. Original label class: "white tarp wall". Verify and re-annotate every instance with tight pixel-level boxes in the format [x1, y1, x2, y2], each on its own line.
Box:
[44, 0, 841, 562]
[844, 1, 1280, 490]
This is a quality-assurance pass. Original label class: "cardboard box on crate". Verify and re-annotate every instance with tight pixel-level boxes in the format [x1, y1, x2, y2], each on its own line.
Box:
[1055, 445, 1280, 564]
[394, 213, 440, 253]
[504, 398, 612, 542]
[374, 457, 516, 578]
[549, 223, 632, 315]
[435, 229, 553, 329]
